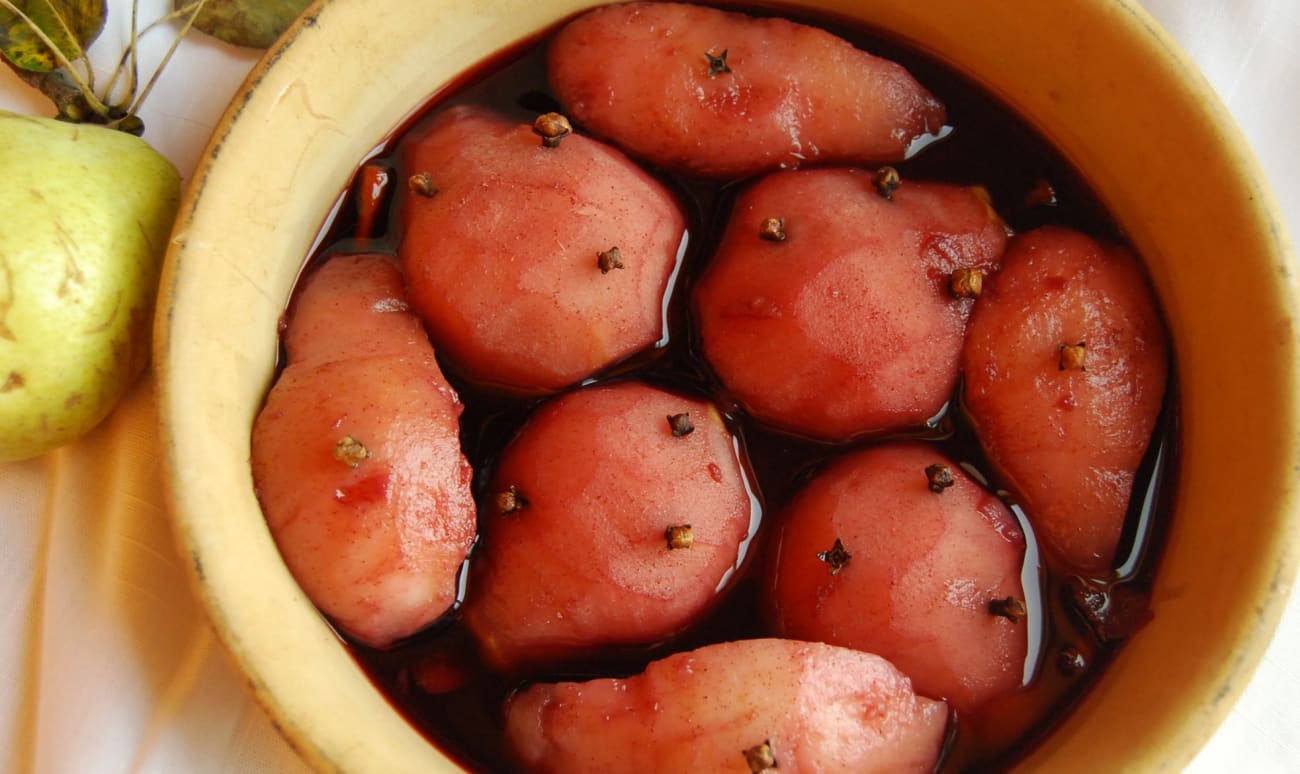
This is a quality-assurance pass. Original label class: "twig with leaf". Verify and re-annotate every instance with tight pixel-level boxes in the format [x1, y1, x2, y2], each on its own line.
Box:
[0, 0, 310, 133]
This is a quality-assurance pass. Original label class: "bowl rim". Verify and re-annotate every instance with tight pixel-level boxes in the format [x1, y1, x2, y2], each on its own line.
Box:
[155, 0, 1300, 771]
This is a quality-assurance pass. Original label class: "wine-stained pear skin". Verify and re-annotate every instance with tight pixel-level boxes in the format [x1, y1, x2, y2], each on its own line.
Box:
[395, 106, 687, 394]
[548, 1, 947, 178]
[694, 167, 1007, 441]
[462, 381, 753, 670]
[764, 442, 1029, 714]
[251, 254, 476, 649]
[0, 111, 180, 461]
[961, 226, 1169, 574]
[505, 638, 949, 773]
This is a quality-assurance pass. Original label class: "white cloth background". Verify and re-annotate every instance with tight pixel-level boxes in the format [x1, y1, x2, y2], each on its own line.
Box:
[1, 1, 1296, 771]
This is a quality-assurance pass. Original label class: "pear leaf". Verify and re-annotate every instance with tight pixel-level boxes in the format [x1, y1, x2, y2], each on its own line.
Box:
[0, 0, 106, 72]
[176, 0, 310, 49]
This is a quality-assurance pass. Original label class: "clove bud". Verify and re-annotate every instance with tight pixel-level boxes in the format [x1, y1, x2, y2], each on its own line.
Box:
[667, 412, 695, 437]
[817, 538, 852, 576]
[873, 166, 901, 200]
[497, 485, 528, 516]
[758, 217, 787, 242]
[705, 49, 731, 77]
[665, 524, 694, 550]
[408, 171, 437, 198]
[597, 246, 624, 273]
[988, 596, 1028, 623]
[533, 112, 573, 147]
[925, 463, 955, 493]
[950, 267, 984, 299]
[334, 435, 370, 468]
[742, 740, 777, 772]
[1059, 341, 1087, 371]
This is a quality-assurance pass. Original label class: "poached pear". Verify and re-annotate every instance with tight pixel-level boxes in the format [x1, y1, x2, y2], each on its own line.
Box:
[0, 110, 180, 460]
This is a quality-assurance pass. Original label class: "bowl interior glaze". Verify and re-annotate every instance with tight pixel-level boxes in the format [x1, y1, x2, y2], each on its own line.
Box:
[156, 0, 1299, 771]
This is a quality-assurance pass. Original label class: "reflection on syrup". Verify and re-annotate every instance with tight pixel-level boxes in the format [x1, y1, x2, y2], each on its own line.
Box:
[285, 6, 1180, 772]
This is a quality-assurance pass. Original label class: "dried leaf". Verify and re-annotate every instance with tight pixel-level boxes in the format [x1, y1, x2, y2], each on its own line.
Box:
[0, 0, 105, 72]
[177, 0, 310, 49]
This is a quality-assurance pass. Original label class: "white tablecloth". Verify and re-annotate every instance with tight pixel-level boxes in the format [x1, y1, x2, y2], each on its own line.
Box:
[2, 1, 1297, 771]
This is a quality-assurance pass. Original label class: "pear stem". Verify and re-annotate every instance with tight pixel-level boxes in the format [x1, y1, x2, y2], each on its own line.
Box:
[126, 0, 140, 111]
[4, 0, 212, 130]
[102, 0, 203, 113]
[125, 0, 209, 121]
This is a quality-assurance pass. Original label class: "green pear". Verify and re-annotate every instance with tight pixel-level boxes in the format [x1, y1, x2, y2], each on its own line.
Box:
[0, 110, 180, 461]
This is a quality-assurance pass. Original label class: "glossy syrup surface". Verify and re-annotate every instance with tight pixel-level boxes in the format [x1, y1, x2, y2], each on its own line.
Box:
[295, 5, 1180, 772]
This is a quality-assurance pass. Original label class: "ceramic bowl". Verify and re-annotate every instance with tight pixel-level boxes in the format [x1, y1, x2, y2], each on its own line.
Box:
[155, 0, 1299, 770]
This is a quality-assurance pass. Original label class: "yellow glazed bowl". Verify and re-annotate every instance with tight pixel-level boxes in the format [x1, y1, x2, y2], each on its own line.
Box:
[156, 0, 1299, 770]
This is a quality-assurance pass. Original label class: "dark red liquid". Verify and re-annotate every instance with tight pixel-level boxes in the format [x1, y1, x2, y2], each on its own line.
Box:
[291, 4, 1180, 772]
